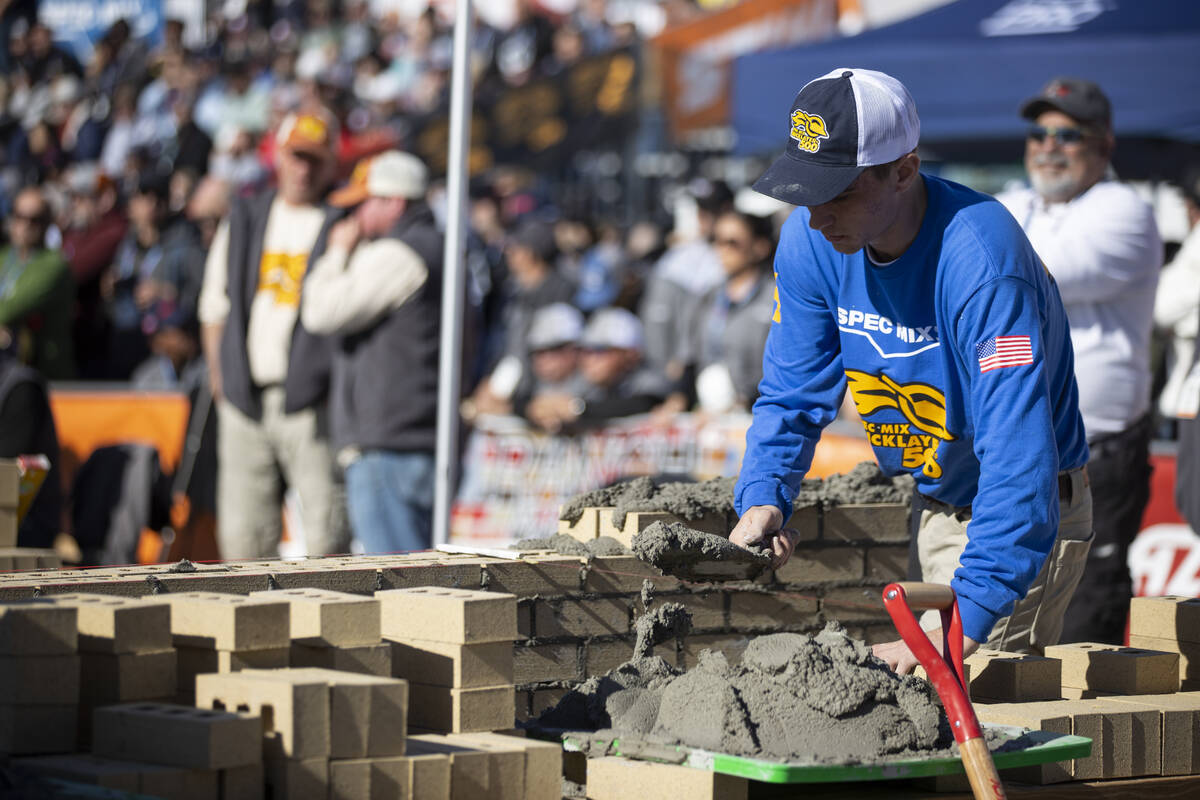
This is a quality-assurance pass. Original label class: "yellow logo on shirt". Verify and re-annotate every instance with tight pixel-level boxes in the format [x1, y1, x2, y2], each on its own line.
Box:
[257, 251, 309, 307]
[790, 109, 829, 153]
[845, 370, 956, 478]
[771, 274, 781, 323]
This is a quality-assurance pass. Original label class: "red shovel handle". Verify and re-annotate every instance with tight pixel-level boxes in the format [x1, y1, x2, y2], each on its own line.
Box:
[882, 582, 1006, 800]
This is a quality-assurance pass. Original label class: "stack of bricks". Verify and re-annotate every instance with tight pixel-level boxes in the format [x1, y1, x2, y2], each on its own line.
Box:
[14, 702, 263, 799]
[251, 587, 392, 677]
[0, 458, 59, 570]
[405, 732, 561, 800]
[146, 591, 292, 701]
[46, 594, 177, 746]
[379, 587, 518, 734]
[1130, 595, 1200, 690]
[0, 598, 79, 755]
[196, 666, 408, 798]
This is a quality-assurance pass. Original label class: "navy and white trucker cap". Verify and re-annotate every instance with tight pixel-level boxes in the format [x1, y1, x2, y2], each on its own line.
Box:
[752, 68, 920, 207]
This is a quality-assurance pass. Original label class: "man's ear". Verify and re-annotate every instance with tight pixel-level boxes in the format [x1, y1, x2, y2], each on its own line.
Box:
[894, 151, 921, 192]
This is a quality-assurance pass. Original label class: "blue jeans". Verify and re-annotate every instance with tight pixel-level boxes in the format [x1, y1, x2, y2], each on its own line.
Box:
[344, 450, 435, 554]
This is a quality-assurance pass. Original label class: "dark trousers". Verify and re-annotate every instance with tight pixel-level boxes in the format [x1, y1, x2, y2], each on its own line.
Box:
[1060, 415, 1153, 644]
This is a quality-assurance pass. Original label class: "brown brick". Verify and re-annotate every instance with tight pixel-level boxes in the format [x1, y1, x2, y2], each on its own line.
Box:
[774, 545, 865, 585]
[820, 585, 888, 623]
[822, 504, 908, 543]
[1129, 596, 1200, 643]
[389, 639, 512, 688]
[284, 668, 408, 759]
[376, 588, 517, 644]
[0, 704, 76, 754]
[93, 702, 261, 769]
[783, 504, 820, 540]
[966, 650, 1061, 702]
[583, 556, 681, 595]
[291, 642, 392, 677]
[727, 591, 818, 630]
[586, 756, 748, 800]
[265, 757, 328, 799]
[513, 641, 575, 685]
[49, 593, 171, 653]
[534, 597, 630, 638]
[196, 670, 330, 759]
[405, 752, 451, 799]
[456, 732, 561, 800]
[250, 588, 381, 647]
[177, 646, 290, 699]
[675, 591, 726, 631]
[407, 684, 514, 733]
[80, 649, 177, 704]
[407, 734, 490, 800]
[0, 654, 78, 704]
[0, 600, 76, 654]
[680, 634, 750, 670]
[584, 638, 633, 678]
[219, 763, 264, 800]
[443, 733, 523, 800]
[1082, 698, 1162, 777]
[865, 545, 910, 583]
[145, 592, 291, 650]
[478, 557, 583, 597]
[1045, 641, 1179, 694]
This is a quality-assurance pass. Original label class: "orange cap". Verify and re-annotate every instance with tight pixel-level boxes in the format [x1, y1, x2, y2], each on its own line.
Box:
[276, 110, 337, 157]
[328, 156, 373, 207]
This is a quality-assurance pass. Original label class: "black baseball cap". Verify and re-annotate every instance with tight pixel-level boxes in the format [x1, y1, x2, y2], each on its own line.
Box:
[1020, 77, 1112, 129]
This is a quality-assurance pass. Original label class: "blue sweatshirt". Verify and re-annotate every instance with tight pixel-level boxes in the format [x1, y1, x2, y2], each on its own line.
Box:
[735, 174, 1088, 642]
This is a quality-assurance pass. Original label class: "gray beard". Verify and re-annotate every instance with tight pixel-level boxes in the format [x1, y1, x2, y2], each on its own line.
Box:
[1029, 170, 1084, 203]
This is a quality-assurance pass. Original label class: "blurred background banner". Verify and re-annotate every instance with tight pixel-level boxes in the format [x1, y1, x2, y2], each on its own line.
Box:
[41, 0, 164, 62]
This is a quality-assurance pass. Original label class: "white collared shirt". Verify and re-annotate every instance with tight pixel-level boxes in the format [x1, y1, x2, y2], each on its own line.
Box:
[998, 180, 1162, 438]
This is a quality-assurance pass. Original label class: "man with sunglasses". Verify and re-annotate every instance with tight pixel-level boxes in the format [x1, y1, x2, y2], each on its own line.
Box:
[997, 77, 1162, 645]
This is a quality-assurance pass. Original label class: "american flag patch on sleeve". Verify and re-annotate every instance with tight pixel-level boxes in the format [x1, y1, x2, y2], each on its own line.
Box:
[977, 335, 1034, 373]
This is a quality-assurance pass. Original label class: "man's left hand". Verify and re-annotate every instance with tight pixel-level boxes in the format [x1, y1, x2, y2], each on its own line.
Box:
[329, 218, 361, 252]
[871, 628, 981, 675]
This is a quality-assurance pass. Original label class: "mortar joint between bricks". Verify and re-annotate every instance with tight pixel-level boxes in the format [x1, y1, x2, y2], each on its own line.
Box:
[374, 570, 385, 591]
[266, 573, 281, 590]
[145, 575, 168, 593]
[480, 564, 492, 590]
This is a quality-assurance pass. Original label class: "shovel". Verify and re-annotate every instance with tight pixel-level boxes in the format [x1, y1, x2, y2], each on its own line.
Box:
[882, 581, 1006, 800]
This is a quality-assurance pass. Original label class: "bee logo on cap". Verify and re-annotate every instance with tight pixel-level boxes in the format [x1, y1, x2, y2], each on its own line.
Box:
[790, 109, 829, 153]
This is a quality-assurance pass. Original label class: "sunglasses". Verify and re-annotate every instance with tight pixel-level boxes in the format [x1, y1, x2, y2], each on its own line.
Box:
[1027, 125, 1090, 145]
[713, 237, 749, 250]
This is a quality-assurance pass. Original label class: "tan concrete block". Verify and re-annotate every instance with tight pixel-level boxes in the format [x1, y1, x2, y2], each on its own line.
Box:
[136, 763, 220, 800]
[774, 545, 865, 584]
[586, 756, 748, 800]
[1104, 692, 1200, 776]
[376, 588, 517, 644]
[408, 684, 514, 733]
[0, 547, 59, 570]
[974, 700, 1074, 783]
[557, 506, 601, 541]
[1129, 595, 1200, 643]
[196, 670, 330, 759]
[583, 638, 631, 678]
[0, 507, 16, 548]
[819, 585, 889, 623]
[583, 555, 681, 595]
[1045, 641, 1179, 694]
[783, 504, 820, 539]
[0, 600, 76, 654]
[11, 754, 143, 792]
[676, 592, 726, 631]
[219, 762, 264, 800]
[49, 593, 171, 653]
[282, 668, 408, 759]
[177, 646, 290, 699]
[0, 704, 76, 754]
[1082, 698, 1162, 777]
[80, 649, 177, 703]
[146, 592, 291, 650]
[265, 757, 328, 799]
[822, 503, 908, 543]
[727, 590, 819, 629]
[250, 588, 381, 647]
[329, 756, 411, 800]
[1130, 633, 1200, 682]
[478, 556, 584, 597]
[0, 654, 78, 704]
[443, 733, 523, 800]
[0, 459, 19, 504]
[93, 702, 262, 769]
[292, 641, 393, 677]
[390, 639, 514, 688]
[533, 597, 629, 638]
[455, 732, 561, 800]
[405, 752, 451, 799]
[407, 734, 489, 800]
[966, 649, 1062, 701]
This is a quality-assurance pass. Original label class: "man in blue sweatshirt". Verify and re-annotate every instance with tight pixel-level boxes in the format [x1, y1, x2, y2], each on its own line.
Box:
[729, 68, 1093, 673]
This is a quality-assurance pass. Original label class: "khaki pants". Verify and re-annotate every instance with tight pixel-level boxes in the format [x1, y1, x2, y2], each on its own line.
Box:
[916, 467, 1093, 653]
[216, 387, 350, 559]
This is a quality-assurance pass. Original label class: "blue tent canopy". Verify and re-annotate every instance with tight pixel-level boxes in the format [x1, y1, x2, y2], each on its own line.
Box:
[731, 0, 1200, 158]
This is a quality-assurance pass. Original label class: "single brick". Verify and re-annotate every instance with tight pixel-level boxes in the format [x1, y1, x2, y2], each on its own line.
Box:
[196, 670, 330, 759]
[329, 756, 411, 800]
[177, 645, 290, 699]
[1129, 633, 1200, 682]
[0, 654, 79, 704]
[93, 702, 262, 769]
[966, 649, 1062, 701]
[265, 756, 328, 799]
[680, 634, 751, 670]
[822, 504, 908, 543]
[583, 556, 681, 595]
[584, 638, 632, 678]
[291, 641, 392, 677]
[376, 588, 517, 644]
[405, 752, 451, 799]
[513, 641, 577, 685]
[0, 600, 76, 654]
[774, 545, 865, 585]
[586, 756, 748, 800]
[407, 684, 514, 733]
[455, 732, 561, 800]
[1129, 596, 1200, 643]
[727, 591, 818, 630]
[282, 667, 408, 759]
[391, 639, 514, 689]
[865, 544, 910, 583]
[1082, 698, 1162, 778]
[442, 733, 523, 800]
[80, 649, 177, 704]
[676, 592, 727, 631]
[407, 734, 490, 800]
[783, 504, 820, 540]
[0, 704, 76, 755]
[533, 597, 629, 638]
[477, 557, 584, 597]
[819, 585, 889, 623]
[145, 592, 291, 651]
[49, 593, 171, 653]
[219, 762, 264, 800]
[1045, 641, 1180, 695]
[250, 587, 380, 647]
[557, 506, 601, 541]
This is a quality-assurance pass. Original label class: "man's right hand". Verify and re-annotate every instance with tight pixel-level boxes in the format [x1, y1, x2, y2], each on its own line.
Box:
[729, 505, 800, 569]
